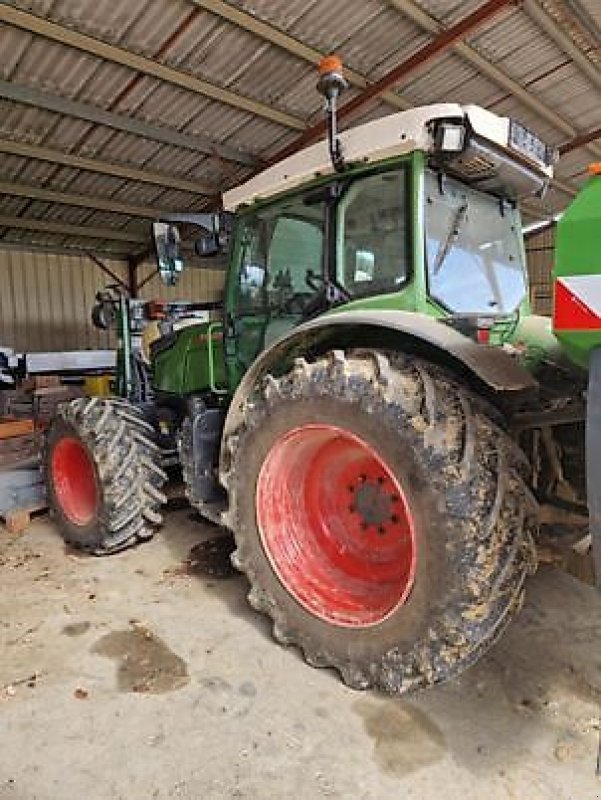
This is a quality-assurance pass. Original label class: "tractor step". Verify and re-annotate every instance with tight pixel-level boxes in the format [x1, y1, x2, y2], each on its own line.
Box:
[197, 498, 227, 526]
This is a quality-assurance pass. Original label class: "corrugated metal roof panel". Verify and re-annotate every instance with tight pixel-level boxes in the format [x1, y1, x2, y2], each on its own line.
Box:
[335, 8, 429, 79]
[140, 144, 209, 180]
[0, 195, 30, 215]
[148, 188, 207, 211]
[47, 0, 151, 44]
[469, 8, 567, 83]
[227, 0, 318, 32]
[87, 129, 164, 167]
[577, 0, 601, 29]
[17, 161, 79, 188]
[111, 0, 192, 55]
[0, 98, 58, 143]
[285, 0, 385, 66]
[42, 116, 94, 151]
[7, 29, 103, 98]
[82, 210, 146, 232]
[163, 13, 266, 85]
[229, 56, 316, 119]
[0, 22, 31, 78]
[396, 51, 504, 108]
[184, 100, 287, 151]
[113, 78, 210, 127]
[0, 153, 31, 180]
[416, 0, 492, 26]
[58, 171, 127, 198]
[2, 229, 69, 249]
[30, 200, 90, 224]
[527, 63, 601, 133]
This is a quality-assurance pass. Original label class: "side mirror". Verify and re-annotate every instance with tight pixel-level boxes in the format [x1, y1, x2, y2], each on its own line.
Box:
[152, 222, 184, 286]
[194, 233, 221, 258]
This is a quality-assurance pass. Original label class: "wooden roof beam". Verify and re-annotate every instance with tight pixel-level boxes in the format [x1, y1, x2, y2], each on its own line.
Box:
[0, 137, 211, 196]
[0, 4, 304, 131]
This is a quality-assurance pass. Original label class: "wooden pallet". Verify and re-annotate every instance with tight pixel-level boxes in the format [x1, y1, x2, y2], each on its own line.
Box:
[0, 418, 34, 440]
[1, 501, 47, 535]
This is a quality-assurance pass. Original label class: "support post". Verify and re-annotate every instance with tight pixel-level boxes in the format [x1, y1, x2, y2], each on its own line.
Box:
[127, 258, 139, 298]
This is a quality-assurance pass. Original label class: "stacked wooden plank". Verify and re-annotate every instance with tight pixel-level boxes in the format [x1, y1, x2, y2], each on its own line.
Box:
[0, 420, 45, 534]
[0, 377, 83, 426]
[0, 419, 38, 468]
[33, 385, 84, 422]
[0, 388, 34, 419]
[0, 375, 81, 534]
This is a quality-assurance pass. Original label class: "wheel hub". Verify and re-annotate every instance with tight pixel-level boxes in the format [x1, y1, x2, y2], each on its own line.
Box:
[351, 478, 397, 530]
[256, 424, 417, 628]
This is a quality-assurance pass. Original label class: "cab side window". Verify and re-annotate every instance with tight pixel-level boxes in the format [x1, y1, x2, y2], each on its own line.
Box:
[336, 170, 408, 297]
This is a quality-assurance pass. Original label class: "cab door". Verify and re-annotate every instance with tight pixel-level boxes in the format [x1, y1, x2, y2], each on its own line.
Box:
[226, 190, 327, 379]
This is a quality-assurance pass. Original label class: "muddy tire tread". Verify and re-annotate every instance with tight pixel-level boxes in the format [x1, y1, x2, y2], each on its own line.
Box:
[224, 350, 537, 693]
[43, 397, 167, 555]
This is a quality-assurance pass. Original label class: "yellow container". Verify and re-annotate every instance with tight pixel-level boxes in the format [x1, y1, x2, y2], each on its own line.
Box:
[84, 374, 113, 397]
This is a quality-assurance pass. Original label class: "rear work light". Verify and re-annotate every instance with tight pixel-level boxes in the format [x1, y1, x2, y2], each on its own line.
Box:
[508, 120, 557, 168]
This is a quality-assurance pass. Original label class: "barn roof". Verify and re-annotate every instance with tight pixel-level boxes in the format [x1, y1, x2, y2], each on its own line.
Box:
[0, 0, 599, 259]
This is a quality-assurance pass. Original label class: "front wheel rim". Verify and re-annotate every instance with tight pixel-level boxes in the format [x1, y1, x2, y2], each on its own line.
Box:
[51, 437, 99, 526]
[256, 424, 417, 628]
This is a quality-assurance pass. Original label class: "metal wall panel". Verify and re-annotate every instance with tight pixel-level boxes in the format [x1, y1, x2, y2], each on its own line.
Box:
[526, 227, 555, 316]
[0, 247, 124, 352]
[136, 262, 225, 305]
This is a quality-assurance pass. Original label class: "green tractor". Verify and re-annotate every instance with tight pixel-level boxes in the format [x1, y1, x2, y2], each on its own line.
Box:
[45, 59, 598, 694]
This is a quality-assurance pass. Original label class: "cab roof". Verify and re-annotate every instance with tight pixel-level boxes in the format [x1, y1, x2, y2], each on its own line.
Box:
[223, 103, 553, 212]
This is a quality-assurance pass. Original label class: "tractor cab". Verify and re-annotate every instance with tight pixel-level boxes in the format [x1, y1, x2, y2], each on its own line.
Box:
[151, 84, 555, 393]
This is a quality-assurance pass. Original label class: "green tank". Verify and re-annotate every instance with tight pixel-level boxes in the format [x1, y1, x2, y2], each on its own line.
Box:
[553, 168, 601, 367]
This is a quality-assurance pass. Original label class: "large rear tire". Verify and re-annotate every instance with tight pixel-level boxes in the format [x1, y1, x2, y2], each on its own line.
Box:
[222, 350, 538, 693]
[44, 397, 167, 555]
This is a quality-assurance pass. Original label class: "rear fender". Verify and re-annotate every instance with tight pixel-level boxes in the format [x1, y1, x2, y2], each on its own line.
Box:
[220, 310, 538, 467]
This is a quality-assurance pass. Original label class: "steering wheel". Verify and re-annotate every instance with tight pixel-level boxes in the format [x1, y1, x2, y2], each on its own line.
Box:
[280, 292, 309, 315]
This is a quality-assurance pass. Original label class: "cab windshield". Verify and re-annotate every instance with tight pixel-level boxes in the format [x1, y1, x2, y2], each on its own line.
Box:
[424, 170, 526, 315]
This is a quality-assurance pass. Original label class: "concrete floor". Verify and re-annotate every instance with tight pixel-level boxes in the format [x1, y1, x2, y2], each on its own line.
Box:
[0, 508, 599, 800]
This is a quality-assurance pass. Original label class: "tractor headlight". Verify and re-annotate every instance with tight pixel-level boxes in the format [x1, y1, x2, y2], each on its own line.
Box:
[435, 122, 466, 153]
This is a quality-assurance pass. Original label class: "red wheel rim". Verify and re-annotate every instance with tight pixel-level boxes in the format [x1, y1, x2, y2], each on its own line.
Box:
[51, 437, 99, 526]
[256, 424, 417, 627]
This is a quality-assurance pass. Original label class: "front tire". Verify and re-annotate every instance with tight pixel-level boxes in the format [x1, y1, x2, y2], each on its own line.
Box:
[44, 397, 167, 554]
[223, 350, 538, 693]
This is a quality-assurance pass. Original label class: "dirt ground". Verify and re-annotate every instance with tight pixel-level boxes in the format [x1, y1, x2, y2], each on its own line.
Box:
[0, 507, 599, 800]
